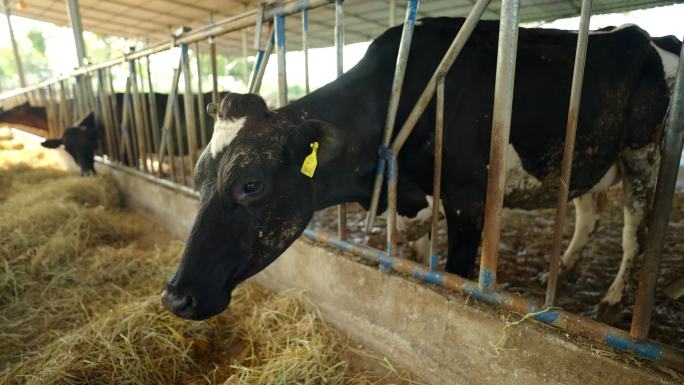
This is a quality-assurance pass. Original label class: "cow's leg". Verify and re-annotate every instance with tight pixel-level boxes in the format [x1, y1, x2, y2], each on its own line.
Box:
[560, 193, 600, 274]
[443, 189, 484, 278]
[596, 143, 659, 323]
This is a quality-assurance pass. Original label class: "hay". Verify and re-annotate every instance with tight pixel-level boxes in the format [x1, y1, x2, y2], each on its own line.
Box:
[0, 131, 422, 384]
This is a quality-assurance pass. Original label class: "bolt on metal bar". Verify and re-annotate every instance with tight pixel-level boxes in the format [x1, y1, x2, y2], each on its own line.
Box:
[301, 228, 684, 372]
[364, 0, 420, 233]
[209, 36, 219, 105]
[180, 42, 199, 170]
[275, 15, 288, 107]
[546, 0, 593, 307]
[429, 76, 445, 270]
[390, 0, 491, 155]
[195, 42, 208, 148]
[630, 39, 684, 340]
[302, 9, 310, 94]
[478, 0, 520, 292]
[249, 25, 275, 94]
[335, 0, 347, 241]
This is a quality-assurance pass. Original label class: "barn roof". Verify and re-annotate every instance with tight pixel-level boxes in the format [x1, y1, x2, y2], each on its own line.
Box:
[7, 0, 683, 54]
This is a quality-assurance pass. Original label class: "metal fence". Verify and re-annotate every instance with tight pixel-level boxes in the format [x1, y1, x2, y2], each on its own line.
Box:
[1, 0, 682, 372]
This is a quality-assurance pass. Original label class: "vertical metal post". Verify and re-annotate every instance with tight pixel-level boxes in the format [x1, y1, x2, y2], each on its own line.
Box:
[335, 0, 347, 240]
[137, 60, 153, 163]
[302, 9, 310, 94]
[478, 0, 520, 292]
[242, 28, 249, 87]
[429, 77, 445, 270]
[173, 94, 188, 186]
[209, 36, 219, 105]
[129, 54, 148, 172]
[249, 26, 274, 94]
[146, 55, 161, 166]
[195, 42, 208, 148]
[108, 67, 121, 151]
[158, 60, 182, 183]
[254, 4, 264, 50]
[365, 0, 420, 232]
[65, 0, 87, 67]
[274, 14, 288, 107]
[630, 40, 684, 340]
[97, 68, 116, 160]
[389, 0, 397, 26]
[180, 41, 199, 168]
[546, 0, 593, 307]
[3, 0, 27, 87]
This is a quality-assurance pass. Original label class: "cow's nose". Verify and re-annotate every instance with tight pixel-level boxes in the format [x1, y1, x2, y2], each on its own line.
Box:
[161, 286, 197, 319]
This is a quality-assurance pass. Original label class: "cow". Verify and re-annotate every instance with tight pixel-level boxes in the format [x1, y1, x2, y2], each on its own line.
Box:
[0, 102, 49, 132]
[40, 112, 100, 175]
[161, 17, 680, 322]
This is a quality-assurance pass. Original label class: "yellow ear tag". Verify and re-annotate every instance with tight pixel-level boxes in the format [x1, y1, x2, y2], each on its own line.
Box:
[300, 141, 319, 178]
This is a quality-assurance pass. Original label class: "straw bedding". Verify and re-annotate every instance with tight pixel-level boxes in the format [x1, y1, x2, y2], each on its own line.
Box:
[0, 128, 422, 385]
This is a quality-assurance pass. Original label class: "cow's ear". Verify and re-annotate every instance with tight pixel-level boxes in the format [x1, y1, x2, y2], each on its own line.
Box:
[288, 119, 343, 169]
[41, 139, 63, 148]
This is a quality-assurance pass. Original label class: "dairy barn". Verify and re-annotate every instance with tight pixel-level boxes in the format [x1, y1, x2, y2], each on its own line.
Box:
[0, 0, 683, 383]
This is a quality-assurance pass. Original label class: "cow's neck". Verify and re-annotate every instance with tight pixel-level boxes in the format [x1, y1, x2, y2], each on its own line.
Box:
[279, 79, 385, 211]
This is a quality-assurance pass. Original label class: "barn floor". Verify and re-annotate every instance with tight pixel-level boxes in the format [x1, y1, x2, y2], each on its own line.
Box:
[0, 128, 424, 385]
[313, 187, 684, 350]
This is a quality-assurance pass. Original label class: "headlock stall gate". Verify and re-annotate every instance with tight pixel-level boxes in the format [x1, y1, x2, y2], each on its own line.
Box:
[1, 0, 683, 372]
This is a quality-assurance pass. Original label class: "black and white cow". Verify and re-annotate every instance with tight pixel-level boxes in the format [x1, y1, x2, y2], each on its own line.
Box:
[156, 18, 675, 321]
[41, 112, 100, 175]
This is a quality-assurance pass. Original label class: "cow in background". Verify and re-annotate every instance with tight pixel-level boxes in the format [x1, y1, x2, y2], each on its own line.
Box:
[41, 112, 99, 175]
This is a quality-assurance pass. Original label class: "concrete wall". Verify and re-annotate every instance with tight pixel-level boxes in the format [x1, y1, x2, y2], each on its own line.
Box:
[94, 161, 679, 385]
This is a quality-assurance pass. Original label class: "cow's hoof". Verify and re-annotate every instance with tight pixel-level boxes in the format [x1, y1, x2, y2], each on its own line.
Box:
[594, 301, 622, 325]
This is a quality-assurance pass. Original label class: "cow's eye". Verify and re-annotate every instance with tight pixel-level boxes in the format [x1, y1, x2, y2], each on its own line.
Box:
[243, 180, 262, 195]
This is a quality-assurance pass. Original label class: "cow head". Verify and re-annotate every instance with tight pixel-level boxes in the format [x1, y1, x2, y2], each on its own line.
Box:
[162, 92, 343, 320]
[41, 125, 98, 175]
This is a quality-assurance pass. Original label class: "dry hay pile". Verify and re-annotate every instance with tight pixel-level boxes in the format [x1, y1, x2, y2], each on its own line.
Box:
[0, 130, 423, 385]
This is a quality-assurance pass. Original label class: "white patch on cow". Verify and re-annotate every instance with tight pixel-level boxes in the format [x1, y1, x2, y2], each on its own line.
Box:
[561, 194, 599, 272]
[588, 163, 620, 193]
[210, 116, 246, 158]
[652, 42, 679, 89]
[504, 144, 541, 195]
[602, 205, 644, 305]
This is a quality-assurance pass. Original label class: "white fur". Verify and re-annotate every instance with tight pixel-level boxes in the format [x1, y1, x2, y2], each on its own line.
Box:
[652, 43, 679, 89]
[602, 205, 644, 305]
[504, 144, 542, 195]
[561, 194, 599, 272]
[210, 117, 246, 158]
[589, 164, 619, 193]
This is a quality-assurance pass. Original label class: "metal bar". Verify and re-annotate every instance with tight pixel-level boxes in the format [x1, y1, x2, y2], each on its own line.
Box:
[390, 0, 491, 154]
[58, 80, 70, 130]
[0, 0, 336, 99]
[630, 39, 684, 340]
[96, 69, 116, 160]
[301, 228, 684, 372]
[274, 14, 288, 107]
[389, 0, 396, 26]
[3, 0, 27, 87]
[158, 64, 182, 184]
[302, 9, 310, 94]
[129, 56, 149, 172]
[364, 0, 420, 232]
[429, 77, 445, 270]
[478, 0, 520, 292]
[65, 0, 87, 67]
[209, 36, 219, 106]
[546, 0, 592, 307]
[254, 3, 264, 50]
[181, 42, 199, 169]
[173, 94, 188, 186]
[386, 152, 398, 256]
[335, 0, 347, 241]
[195, 42, 208, 148]
[138, 60, 154, 168]
[118, 78, 135, 165]
[242, 28, 249, 87]
[249, 25, 275, 94]
[96, 156, 198, 198]
[146, 55, 161, 172]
